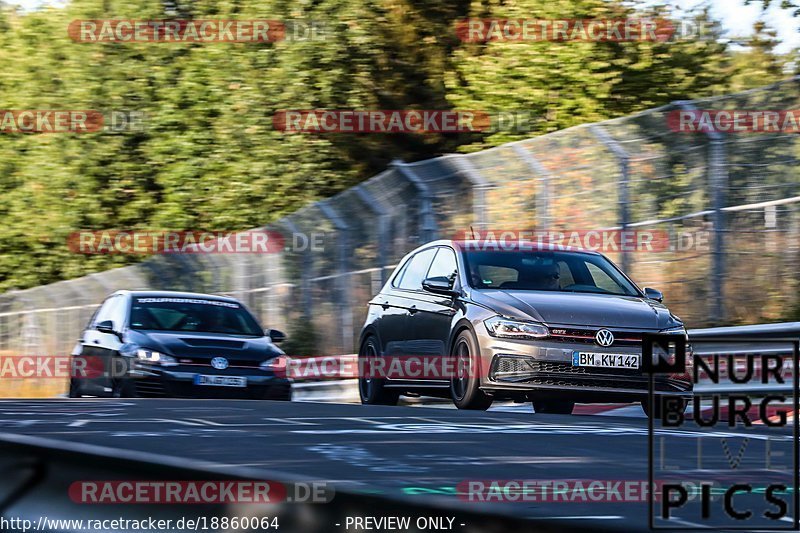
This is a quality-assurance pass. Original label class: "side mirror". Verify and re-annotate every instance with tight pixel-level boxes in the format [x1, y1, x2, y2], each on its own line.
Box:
[644, 287, 663, 302]
[267, 329, 286, 344]
[96, 320, 116, 334]
[422, 276, 458, 296]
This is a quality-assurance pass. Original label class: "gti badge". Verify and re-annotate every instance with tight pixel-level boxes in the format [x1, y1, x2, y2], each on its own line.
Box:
[595, 329, 614, 347]
[211, 357, 229, 370]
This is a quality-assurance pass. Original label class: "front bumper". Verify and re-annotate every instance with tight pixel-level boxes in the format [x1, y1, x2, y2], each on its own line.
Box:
[128, 363, 292, 400]
[477, 334, 692, 401]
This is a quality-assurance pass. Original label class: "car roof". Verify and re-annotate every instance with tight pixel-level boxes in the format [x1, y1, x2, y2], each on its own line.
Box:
[115, 290, 240, 302]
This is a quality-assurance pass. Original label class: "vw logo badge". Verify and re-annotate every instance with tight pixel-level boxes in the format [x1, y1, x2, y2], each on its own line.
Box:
[211, 357, 229, 370]
[595, 329, 614, 347]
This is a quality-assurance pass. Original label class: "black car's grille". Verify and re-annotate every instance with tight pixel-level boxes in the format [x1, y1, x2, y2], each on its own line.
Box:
[135, 378, 168, 397]
[175, 357, 260, 368]
[548, 328, 645, 347]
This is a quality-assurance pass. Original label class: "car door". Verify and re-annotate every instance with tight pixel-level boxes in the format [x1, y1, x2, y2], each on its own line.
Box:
[377, 248, 438, 361]
[404, 246, 459, 380]
[79, 294, 125, 395]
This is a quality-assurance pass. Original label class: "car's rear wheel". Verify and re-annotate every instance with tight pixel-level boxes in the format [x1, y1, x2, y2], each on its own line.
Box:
[450, 330, 493, 410]
[641, 397, 688, 419]
[532, 399, 575, 414]
[358, 336, 399, 406]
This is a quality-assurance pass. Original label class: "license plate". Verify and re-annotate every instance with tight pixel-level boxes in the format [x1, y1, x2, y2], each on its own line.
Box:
[572, 352, 640, 369]
[194, 375, 247, 387]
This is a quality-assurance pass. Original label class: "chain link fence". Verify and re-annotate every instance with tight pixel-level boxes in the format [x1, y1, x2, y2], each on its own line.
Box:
[2, 79, 800, 361]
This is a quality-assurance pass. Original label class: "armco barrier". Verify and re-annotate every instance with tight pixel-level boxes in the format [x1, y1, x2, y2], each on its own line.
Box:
[689, 322, 799, 395]
[0, 432, 590, 533]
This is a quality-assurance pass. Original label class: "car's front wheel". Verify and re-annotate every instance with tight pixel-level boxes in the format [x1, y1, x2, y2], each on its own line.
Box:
[358, 336, 399, 406]
[450, 330, 493, 410]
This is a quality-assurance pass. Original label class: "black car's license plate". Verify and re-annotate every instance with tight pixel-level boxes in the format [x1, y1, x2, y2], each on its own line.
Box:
[572, 352, 640, 369]
[193, 375, 247, 387]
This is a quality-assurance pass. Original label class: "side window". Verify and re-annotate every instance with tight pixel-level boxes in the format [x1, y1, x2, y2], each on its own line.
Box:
[426, 247, 458, 282]
[557, 261, 575, 288]
[397, 248, 437, 291]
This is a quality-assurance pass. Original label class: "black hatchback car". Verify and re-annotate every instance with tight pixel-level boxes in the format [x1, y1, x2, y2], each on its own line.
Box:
[358, 240, 692, 416]
[69, 290, 291, 400]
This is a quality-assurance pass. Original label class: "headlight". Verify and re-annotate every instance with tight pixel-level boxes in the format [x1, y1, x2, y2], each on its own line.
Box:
[660, 326, 688, 337]
[484, 316, 549, 339]
[260, 355, 289, 375]
[135, 348, 177, 367]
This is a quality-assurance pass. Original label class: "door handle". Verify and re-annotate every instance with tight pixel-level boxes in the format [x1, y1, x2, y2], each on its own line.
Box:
[381, 301, 390, 310]
[408, 305, 418, 315]
[93, 340, 100, 344]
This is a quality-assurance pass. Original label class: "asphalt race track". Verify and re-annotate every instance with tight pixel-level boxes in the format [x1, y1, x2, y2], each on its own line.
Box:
[0, 399, 795, 530]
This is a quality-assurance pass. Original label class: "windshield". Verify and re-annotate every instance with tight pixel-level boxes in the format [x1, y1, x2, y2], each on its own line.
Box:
[129, 297, 264, 336]
[463, 250, 640, 297]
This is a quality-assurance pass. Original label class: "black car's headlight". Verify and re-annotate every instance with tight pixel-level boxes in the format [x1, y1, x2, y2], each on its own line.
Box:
[260, 355, 288, 373]
[120, 344, 178, 367]
[484, 316, 549, 340]
[660, 326, 688, 337]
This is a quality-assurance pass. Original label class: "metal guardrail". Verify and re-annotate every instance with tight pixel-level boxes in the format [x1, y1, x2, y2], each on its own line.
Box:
[689, 323, 798, 395]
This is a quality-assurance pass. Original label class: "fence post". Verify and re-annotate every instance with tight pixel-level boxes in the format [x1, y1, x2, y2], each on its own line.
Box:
[676, 101, 727, 324]
[512, 144, 552, 228]
[318, 200, 354, 354]
[391, 160, 437, 242]
[354, 185, 391, 285]
[451, 155, 492, 231]
[590, 125, 631, 273]
[279, 218, 313, 320]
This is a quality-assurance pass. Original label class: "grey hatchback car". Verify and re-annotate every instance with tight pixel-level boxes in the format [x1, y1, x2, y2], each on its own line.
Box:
[358, 240, 692, 416]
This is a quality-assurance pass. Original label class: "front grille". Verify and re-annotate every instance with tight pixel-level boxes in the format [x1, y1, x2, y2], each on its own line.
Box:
[531, 361, 642, 377]
[176, 357, 260, 368]
[525, 376, 651, 391]
[549, 328, 645, 347]
[135, 378, 168, 397]
[491, 357, 641, 377]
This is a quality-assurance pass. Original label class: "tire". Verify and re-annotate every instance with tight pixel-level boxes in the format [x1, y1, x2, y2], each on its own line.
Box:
[449, 329, 493, 410]
[358, 336, 400, 406]
[111, 378, 136, 398]
[532, 399, 575, 414]
[68, 378, 82, 398]
[642, 397, 688, 419]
